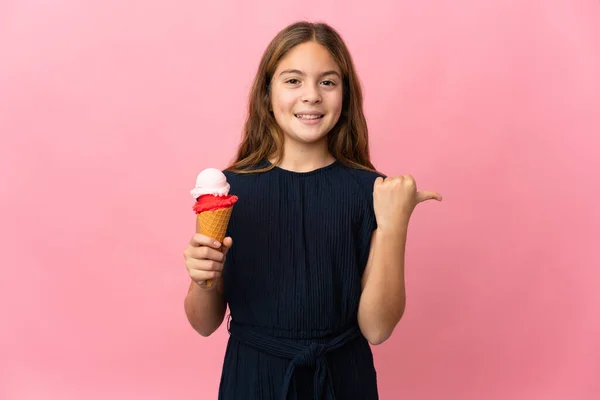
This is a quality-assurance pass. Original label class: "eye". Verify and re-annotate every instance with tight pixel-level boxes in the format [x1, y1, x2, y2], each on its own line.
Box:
[285, 79, 300, 85]
[321, 80, 336, 86]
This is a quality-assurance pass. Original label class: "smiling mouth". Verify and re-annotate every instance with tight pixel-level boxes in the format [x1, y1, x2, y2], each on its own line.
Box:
[295, 114, 324, 120]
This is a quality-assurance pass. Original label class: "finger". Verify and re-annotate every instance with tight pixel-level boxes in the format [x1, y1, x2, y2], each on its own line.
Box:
[189, 233, 222, 249]
[416, 191, 443, 203]
[189, 269, 222, 283]
[187, 258, 224, 273]
[402, 175, 416, 187]
[222, 237, 233, 257]
[374, 177, 384, 188]
[189, 246, 225, 262]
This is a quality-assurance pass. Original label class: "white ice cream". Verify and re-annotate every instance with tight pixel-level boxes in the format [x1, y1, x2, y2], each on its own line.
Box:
[190, 168, 230, 198]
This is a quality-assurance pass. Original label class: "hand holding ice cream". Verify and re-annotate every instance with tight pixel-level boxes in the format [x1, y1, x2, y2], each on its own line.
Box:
[184, 233, 232, 290]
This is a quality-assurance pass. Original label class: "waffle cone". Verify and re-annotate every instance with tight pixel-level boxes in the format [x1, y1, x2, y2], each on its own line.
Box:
[196, 206, 234, 242]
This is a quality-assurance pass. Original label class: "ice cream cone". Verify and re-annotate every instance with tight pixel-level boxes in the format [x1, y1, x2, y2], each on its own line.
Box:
[190, 167, 238, 289]
[196, 206, 234, 287]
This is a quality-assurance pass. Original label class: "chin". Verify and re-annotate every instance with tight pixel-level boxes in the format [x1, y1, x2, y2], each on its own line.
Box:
[292, 131, 330, 144]
[291, 124, 336, 143]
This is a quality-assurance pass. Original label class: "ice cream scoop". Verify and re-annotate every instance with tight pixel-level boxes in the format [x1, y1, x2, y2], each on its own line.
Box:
[191, 168, 231, 198]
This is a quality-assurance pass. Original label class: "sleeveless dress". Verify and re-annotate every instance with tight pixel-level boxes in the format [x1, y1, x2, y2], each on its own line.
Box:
[219, 159, 385, 400]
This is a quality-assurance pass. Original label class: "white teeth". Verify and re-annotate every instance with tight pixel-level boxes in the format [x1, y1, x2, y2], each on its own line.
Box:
[296, 114, 323, 120]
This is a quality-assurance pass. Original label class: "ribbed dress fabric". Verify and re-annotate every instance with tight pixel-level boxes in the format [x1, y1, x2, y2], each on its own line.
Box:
[218, 159, 385, 400]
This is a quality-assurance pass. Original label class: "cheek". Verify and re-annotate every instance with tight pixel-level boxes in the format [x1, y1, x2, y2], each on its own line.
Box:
[271, 90, 295, 114]
[329, 93, 343, 117]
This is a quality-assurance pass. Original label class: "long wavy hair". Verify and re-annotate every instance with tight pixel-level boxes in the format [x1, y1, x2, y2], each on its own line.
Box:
[225, 21, 376, 173]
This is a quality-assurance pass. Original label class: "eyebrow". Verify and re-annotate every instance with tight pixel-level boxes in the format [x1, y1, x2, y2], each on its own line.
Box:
[278, 69, 341, 78]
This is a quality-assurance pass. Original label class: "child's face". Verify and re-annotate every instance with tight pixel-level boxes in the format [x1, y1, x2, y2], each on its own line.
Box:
[270, 41, 343, 148]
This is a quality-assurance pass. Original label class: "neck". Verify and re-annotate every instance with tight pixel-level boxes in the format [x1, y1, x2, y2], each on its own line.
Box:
[270, 138, 335, 173]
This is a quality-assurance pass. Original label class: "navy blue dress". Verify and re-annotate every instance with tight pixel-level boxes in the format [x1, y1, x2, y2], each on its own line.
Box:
[219, 159, 385, 399]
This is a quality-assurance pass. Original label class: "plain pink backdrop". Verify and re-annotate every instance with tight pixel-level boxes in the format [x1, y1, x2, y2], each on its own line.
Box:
[1, 0, 599, 399]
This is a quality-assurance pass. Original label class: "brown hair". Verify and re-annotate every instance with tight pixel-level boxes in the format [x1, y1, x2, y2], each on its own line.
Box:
[225, 21, 376, 173]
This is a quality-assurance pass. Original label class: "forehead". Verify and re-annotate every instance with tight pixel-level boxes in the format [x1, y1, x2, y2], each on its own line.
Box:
[275, 41, 341, 74]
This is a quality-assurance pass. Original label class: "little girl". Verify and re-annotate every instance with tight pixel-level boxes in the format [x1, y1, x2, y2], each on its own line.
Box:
[184, 21, 442, 400]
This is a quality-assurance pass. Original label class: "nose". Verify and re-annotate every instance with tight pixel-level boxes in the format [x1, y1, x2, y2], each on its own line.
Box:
[301, 83, 322, 104]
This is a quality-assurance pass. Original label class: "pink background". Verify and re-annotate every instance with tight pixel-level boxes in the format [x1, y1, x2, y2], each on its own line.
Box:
[1, 0, 599, 399]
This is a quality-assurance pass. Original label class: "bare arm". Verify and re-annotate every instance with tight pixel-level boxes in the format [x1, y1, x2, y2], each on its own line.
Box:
[358, 226, 407, 345]
[184, 278, 227, 337]
[358, 174, 442, 345]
